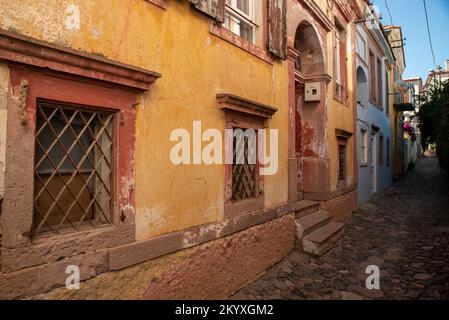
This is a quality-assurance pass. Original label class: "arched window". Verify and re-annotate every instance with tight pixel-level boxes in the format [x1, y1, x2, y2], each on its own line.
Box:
[357, 66, 369, 107]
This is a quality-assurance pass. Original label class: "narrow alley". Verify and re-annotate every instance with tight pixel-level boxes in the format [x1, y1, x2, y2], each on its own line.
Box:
[1, 0, 448, 303]
[231, 157, 449, 300]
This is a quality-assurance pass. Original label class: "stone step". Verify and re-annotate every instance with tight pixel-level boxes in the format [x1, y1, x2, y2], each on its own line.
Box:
[295, 210, 331, 239]
[302, 221, 344, 257]
[291, 199, 320, 218]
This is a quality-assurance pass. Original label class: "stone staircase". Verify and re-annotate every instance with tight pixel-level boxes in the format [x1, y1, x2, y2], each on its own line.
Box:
[294, 202, 344, 257]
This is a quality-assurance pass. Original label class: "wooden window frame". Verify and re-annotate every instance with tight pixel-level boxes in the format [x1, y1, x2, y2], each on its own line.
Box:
[209, 0, 274, 64]
[337, 139, 347, 188]
[225, 114, 264, 217]
[335, 129, 352, 189]
[377, 57, 383, 109]
[356, 31, 367, 62]
[334, 19, 348, 105]
[226, 0, 255, 22]
[369, 49, 377, 104]
[224, 0, 257, 43]
[360, 127, 369, 167]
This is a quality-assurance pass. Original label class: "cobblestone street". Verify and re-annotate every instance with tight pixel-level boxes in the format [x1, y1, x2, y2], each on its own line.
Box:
[231, 157, 449, 300]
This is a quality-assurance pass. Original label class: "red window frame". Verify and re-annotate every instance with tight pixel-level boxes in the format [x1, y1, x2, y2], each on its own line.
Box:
[1, 65, 139, 271]
[224, 111, 265, 218]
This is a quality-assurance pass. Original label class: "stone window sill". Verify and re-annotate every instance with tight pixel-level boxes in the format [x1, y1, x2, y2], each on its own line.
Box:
[224, 198, 265, 219]
[334, 89, 349, 107]
[209, 22, 273, 65]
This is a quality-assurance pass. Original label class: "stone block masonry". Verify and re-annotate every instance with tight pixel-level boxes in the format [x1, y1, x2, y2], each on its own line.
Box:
[320, 190, 357, 221]
[30, 214, 295, 300]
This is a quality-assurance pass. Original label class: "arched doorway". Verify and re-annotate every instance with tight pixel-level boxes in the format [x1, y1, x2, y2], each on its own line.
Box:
[288, 20, 329, 200]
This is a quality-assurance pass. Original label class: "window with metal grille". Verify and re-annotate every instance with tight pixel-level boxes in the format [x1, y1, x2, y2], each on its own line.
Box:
[33, 101, 114, 236]
[231, 129, 257, 201]
[338, 144, 346, 181]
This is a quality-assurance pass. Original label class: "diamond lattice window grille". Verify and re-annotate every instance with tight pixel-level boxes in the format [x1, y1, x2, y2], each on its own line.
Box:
[33, 101, 115, 236]
[232, 132, 257, 201]
[338, 144, 346, 181]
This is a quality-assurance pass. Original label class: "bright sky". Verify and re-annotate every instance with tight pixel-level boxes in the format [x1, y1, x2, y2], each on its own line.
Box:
[375, 0, 449, 80]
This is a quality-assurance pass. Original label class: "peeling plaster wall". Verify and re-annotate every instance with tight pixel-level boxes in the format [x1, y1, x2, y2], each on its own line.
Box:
[287, 0, 356, 195]
[0, 0, 289, 240]
[0, 63, 8, 238]
[31, 214, 295, 300]
[0, 64, 8, 200]
[326, 23, 356, 192]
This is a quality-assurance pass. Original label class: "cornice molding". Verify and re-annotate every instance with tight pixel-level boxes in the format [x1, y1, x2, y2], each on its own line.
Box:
[299, 0, 333, 32]
[335, 128, 353, 139]
[217, 94, 278, 119]
[295, 71, 332, 84]
[334, 0, 356, 23]
[0, 29, 161, 91]
[287, 47, 301, 62]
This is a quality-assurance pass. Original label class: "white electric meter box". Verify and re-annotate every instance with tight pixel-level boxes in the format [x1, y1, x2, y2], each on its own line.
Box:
[304, 82, 321, 102]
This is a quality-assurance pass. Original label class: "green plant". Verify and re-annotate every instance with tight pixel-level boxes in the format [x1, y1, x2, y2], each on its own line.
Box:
[417, 80, 449, 171]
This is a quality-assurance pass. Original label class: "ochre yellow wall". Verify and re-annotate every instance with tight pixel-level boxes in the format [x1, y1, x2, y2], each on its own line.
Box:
[326, 26, 356, 192]
[0, 0, 289, 240]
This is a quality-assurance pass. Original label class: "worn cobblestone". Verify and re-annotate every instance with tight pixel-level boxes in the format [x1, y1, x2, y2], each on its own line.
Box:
[230, 157, 449, 300]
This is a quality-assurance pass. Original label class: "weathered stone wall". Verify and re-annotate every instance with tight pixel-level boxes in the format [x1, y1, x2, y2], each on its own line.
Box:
[0, 63, 9, 238]
[320, 190, 357, 221]
[30, 214, 295, 300]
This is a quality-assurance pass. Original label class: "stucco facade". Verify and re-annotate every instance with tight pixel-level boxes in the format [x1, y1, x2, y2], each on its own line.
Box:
[355, 15, 394, 204]
[287, 0, 362, 219]
[384, 25, 407, 180]
[0, 0, 365, 299]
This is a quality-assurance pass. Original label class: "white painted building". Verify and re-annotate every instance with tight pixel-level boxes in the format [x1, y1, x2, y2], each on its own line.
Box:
[355, 17, 394, 204]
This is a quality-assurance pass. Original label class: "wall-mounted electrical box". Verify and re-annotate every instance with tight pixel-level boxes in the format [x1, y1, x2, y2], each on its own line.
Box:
[304, 82, 321, 102]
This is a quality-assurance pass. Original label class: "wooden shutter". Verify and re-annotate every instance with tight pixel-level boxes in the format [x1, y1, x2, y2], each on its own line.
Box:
[340, 29, 347, 102]
[267, 0, 287, 60]
[188, 0, 225, 23]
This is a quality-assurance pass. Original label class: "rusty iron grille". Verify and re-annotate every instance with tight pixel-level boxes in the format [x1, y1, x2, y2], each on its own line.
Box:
[33, 101, 114, 236]
[338, 144, 346, 181]
[232, 133, 257, 201]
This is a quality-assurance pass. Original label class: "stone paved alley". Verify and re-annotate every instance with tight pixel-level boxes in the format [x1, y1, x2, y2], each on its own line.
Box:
[231, 157, 449, 300]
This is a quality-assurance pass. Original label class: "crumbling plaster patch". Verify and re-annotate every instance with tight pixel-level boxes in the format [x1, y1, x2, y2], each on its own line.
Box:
[0, 63, 9, 237]
[0, 63, 9, 199]
[31, 214, 295, 300]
